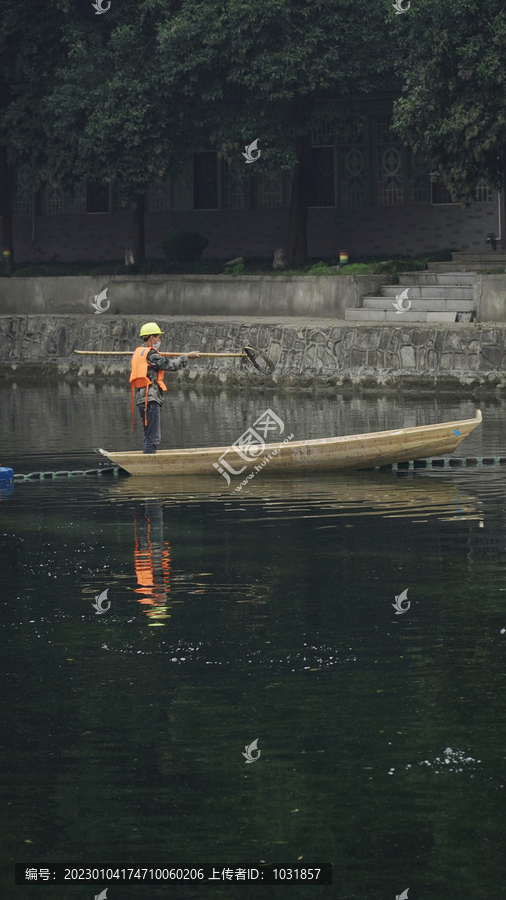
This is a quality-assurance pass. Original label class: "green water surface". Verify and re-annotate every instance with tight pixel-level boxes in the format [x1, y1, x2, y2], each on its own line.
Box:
[1, 386, 506, 899]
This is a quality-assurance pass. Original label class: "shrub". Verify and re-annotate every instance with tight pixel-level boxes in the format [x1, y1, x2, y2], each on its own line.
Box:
[340, 263, 375, 274]
[224, 263, 245, 275]
[307, 260, 333, 274]
[424, 248, 456, 262]
[374, 260, 398, 275]
[162, 231, 209, 264]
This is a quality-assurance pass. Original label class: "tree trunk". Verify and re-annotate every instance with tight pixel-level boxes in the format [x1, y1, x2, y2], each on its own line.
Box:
[500, 170, 506, 253]
[132, 192, 146, 263]
[0, 147, 14, 274]
[286, 135, 311, 266]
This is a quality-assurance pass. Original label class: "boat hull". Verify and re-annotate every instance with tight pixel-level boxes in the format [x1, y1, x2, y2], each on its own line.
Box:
[98, 411, 482, 476]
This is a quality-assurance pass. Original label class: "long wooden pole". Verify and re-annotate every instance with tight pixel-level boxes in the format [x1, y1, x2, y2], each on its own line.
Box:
[74, 350, 247, 358]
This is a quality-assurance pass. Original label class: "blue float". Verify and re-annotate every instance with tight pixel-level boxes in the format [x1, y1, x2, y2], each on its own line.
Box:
[0, 466, 14, 485]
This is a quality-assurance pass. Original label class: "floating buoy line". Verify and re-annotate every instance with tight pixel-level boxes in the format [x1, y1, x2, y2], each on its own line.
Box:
[374, 456, 506, 471]
[0, 465, 120, 485]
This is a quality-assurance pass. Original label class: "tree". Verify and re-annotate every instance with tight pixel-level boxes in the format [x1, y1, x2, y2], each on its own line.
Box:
[44, 0, 208, 264]
[392, 0, 506, 248]
[155, 0, 398, 264]
[0, 0, 65, 273]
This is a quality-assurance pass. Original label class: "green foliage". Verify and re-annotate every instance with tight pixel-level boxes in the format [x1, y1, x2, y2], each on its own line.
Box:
[307, 261, 333, 275]
[161, 231, 209, 264]
[339, 263, 375, 274]
[11, 250, 463, 278]
[153, 0, 396, 195]
[392, 0, 506, 204]
[223, 263, 245, 275]
[0, 0, 66, 165]
[374, 261, 399, 275]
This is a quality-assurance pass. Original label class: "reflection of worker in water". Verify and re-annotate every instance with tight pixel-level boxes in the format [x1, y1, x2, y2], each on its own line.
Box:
[134, 502, 171, 624]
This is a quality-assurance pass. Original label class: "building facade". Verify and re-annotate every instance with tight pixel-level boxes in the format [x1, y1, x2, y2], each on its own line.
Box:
[9, 96, 500, 264]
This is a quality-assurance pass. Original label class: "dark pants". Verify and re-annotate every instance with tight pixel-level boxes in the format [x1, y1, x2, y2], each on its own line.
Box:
[138, 401, 161, 454]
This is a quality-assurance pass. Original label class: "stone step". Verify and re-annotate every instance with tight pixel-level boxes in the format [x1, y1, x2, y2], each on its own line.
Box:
[344, 309, 458, 323]
[379, 286, 473, 299]
[426, 263, 481, 272]
[363, 297, 473, 311]
[398, 273, 475, 286]
[452, 252, 506, 262]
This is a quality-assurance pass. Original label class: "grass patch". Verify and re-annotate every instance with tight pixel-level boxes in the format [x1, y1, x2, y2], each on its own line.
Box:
[7, 249, 459, 279]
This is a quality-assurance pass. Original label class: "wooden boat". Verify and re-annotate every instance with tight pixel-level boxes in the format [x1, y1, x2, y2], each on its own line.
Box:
[98, 410, 482, 476]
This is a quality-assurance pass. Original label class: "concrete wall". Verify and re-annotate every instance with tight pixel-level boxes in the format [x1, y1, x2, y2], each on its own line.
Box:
[474, 275, 506, 322]
[2, 314, 506, 392]
[0, 273, 390, 320]
[9, 198, 500, 263]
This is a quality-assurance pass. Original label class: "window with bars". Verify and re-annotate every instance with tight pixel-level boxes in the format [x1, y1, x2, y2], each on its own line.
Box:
[475, 179, 493, 202]
[66, 184, 86, 213]
[431, 180, 456, 204]
[223, 157, 247, 209]
[375, 116, 403, 205]
[257, 168, 283, 208]
[86, 182, 110, 213]
[147, 180, 170, 212]
[193, 152, 218, 209]
[337, 119, 365, 207]
[308, 147, 335, 206]
[45, 185, 64, 215]
[311, 121, 335, 146]
[407, 150, 431, 202]
[112, 184, 133, 212]
[45, 183, 86, 214]
[431, 178, 495, 204]
[171, 161, 193, 210]
[13, 164, 33, 216]
[309, 121, 336, 206]
[44, 182, 105, 214]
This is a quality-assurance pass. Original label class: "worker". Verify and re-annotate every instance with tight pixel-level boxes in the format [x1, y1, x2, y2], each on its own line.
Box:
[130, 322, 201, 454]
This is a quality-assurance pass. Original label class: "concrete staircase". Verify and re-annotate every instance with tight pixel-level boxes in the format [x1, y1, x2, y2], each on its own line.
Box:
[427, 251, 506, 272]
[345, 273, 475, 323]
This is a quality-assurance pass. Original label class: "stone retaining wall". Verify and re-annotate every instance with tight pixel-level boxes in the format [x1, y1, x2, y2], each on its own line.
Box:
[0, 273, 389, 319]
[2, 315, 506, 393]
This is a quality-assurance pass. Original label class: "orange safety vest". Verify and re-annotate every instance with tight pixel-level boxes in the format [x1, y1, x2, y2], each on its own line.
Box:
[129, 346, 167, 429]
[133, 511, 171, 617]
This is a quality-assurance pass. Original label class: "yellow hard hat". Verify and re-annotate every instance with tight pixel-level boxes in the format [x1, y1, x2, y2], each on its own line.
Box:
[139, 322, 164, 337]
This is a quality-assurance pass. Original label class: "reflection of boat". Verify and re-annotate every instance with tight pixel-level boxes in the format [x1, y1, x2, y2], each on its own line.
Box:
[106, 471, 482, 523]
[98, 411, 482, 477]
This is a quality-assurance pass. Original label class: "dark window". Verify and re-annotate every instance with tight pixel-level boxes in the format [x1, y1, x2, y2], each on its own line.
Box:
[86, 182, 110, 213]
[431, 180, 456, 204]
[193, 152, 218, 209]
[308, 147, 335, 207]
